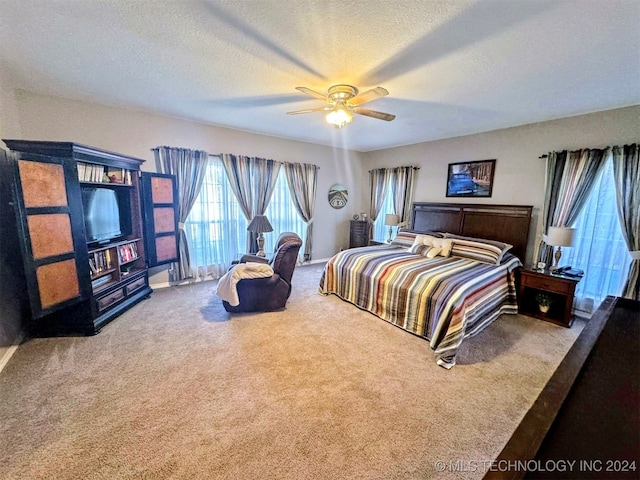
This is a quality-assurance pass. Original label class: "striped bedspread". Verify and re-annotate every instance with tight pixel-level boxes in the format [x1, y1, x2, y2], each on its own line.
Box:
[319, 245, 522, 368]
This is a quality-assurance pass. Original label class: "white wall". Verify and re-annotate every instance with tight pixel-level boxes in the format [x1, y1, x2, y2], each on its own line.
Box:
[364, 105, 640, 266]
[0, 66, 22, 139]
[10, 90, 368, 284]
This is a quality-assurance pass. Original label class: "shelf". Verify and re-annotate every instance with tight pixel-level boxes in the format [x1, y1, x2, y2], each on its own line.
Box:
[77, 162, 133, 185]
[93, 278, 118, 295]
[90, 267, 117, 281]
[120, 267, 145, 278]
[80, 180, 134, 188]
[88, 238, 142, 253]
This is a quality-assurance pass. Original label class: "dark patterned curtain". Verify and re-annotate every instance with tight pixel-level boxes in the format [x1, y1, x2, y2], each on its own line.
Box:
[539, 149, 607, 265]
[220, 154, 280, 253]
[284, 162, 318, 261]
[368, 168, 392, 222]
[152, 146, 209, 281]
[391, 166, 418, 226]
[612, 143, 640, 300]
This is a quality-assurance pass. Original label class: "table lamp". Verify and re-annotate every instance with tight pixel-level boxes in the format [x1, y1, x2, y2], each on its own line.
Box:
[545, 226, 576, 270]
[247, 215, 273, 257]
[384, 214, 400, 243]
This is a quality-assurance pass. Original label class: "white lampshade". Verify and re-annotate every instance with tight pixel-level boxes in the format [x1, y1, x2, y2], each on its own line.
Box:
[545, 226, 576, 247]
[384, 214, 400, 227]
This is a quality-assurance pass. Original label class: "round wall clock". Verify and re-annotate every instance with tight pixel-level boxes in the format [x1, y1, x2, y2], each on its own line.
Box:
[328, 183, 348, 209]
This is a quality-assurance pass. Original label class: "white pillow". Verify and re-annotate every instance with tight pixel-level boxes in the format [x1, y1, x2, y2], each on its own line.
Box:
[432, 238, 453, 257]
[411, 234, 438, 248]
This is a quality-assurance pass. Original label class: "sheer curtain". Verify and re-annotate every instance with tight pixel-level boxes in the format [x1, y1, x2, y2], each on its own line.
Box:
[372, 189, 394, 243]
[561, 159, 631, 314]
[185, 155, 248, 280]
[263, 172, 307, 255]
[185, 156, 306, 280]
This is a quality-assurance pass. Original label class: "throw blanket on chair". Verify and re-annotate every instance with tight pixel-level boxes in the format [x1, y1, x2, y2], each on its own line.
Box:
[215, 262, 274, 306]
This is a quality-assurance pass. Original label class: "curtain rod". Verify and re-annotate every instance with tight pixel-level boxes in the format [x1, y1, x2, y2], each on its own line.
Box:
[368, 166, 421, 172]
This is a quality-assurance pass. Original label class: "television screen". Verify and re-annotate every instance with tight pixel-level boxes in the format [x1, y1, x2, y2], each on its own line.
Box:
[81, 187, 130, 244]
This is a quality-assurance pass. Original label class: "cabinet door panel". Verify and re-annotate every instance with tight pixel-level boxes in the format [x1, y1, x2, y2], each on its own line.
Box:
[140, 172, 179, 267]
[155, 235, 179, 263]
[27, 214, 74, 259]
[13, 156, 90, 318]
[36, 259, 81, 308]
[18, 161, 68, 207]
[153, 207, 176, 233]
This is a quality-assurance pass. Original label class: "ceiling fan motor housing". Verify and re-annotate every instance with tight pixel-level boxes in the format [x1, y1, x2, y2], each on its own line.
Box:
[328, 84, 358, 103]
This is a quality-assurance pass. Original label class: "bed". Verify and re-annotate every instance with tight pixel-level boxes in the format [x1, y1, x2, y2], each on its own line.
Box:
[319, 203, 533, 368]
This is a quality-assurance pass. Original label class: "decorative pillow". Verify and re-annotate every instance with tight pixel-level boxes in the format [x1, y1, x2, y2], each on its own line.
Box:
[410, 234, 438, 248]
[432, 238, 453, 257]
[408, 243, 432, 256]
[444, 233, 513, 259]
[425, 246, 443, 259]
[449, 238, 506, 265]
[392, 229, 443, 248]
[391, 230, 418, 247]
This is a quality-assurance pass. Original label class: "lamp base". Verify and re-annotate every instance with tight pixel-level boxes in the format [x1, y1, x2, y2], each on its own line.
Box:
[257, 233, 266, 257]
[549, 246, 563, 270]
[386, 226, 393, 243]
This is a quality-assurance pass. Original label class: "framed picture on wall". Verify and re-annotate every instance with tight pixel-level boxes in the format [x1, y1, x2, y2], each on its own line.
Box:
[446, 159, 496, 197]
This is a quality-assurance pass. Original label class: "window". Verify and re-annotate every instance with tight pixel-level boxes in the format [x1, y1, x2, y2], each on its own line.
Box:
[561, 159, 631, 314]
[263, 172, 307, 254]
[184, 156, 306, 280]
[372, 189, 395, 243]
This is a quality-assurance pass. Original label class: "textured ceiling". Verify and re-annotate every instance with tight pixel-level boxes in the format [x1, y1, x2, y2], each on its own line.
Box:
[1, 0, 639, 152]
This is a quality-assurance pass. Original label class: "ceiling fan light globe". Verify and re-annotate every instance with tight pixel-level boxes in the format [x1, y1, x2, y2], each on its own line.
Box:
[326, 107, 353, 128]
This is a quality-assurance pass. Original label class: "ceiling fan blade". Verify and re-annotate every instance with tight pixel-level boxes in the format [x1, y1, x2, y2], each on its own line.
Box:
[287, 106, 332, 115]
[295, 86, 327, 101]
[348, 86, 389, 106]
[352, 107, 396, 121]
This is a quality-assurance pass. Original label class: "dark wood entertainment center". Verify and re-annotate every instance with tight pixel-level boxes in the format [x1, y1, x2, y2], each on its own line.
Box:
[1, 140, 179, 336]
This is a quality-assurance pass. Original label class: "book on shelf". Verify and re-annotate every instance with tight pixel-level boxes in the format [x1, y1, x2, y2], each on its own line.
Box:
[90, 250, 113, 273]
[118, 242, 139, 263]
[89, 258, 97, 275]
[77, 162, 105, 182]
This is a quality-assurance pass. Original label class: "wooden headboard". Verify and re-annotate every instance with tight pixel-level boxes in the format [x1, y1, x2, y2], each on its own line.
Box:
[410, 203, 533, 262]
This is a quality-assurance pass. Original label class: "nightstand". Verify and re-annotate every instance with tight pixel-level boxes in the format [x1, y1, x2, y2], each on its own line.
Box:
[517, 268, 581, 327]
[349, 220, 371, 248]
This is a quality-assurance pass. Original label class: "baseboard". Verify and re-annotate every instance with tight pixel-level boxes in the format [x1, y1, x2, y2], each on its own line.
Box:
[305, 257, 330, 265]
[150, 277, 217, 290]
[0, 332, 24, 374]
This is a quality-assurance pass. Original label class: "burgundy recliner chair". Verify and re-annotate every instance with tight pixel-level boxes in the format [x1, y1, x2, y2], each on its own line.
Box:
[222, 232, 302, 313]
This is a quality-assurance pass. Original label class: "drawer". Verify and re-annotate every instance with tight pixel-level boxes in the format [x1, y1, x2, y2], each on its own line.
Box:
[351, 223, 368, 234]
[523, 274, 572, 294]
[125, 276, 147, 296]
[96, 288, 125, 312]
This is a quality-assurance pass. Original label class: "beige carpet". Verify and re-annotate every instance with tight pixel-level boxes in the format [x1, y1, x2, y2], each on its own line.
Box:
[0, 263, 583, 480]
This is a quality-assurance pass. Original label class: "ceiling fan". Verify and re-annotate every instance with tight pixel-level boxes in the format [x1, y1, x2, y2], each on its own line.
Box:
[287, 84, 396, 128]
